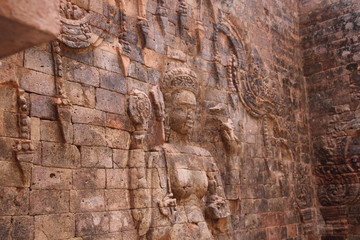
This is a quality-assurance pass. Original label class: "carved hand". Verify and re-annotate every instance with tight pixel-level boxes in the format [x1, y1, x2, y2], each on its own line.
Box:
[206, 195, 229, 219]
[219, 119, 240, 154]
[158, 193, 177, 217]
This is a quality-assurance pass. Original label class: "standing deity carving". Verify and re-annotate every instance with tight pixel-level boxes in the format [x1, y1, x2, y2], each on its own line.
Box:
[127, 65, 232, 239]
[153, 66, 230, 239]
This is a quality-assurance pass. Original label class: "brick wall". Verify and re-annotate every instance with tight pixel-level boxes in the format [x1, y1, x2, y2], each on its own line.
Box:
[0, 0, 320, 239]
[300, 0, 360, 239]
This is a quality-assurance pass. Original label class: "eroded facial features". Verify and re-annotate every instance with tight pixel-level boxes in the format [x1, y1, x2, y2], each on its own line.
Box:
[169, 90, 196, 136]
[346, 135, 360, 170]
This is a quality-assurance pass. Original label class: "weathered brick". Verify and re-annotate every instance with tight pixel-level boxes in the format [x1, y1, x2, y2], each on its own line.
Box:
[0, 137, 16, 162]
[287, 224, 298, 238]
[72, 0, 89, 9]
[61, 46, 93, 65]
[106, 169, 128, 189]
[63, 81, 96, 108]
[63, 57, 100, 87]
[32, 166, 72, 190]
[24, 48, 53, 75]
[82, 232, 123, 240]
[0, 111, 18, 138]
[244, 214, 261, 229]
[81, 146, 113, 168]
[109, 210, 135, 232]
[0, 86, 18, 112]
[0, 216, 34, 240]
[105, 128, 130, 149]
[147, 67, 161, 85]
[128, 61, 148, 82]
[131, 188, 151, 208]
[0, 217, 11, 240]
[0, 61, 17, 85]
[96, 88, 125, 114]
[40, 120, 65, 142]
[75, 212, 110, 236]
[30, 190, 70, 215]
[73, 169, 106, 189]
[94, 49, 121, 73]
[42, 142, 81, 168]
[99, 69, 127, 94]
[127, 78, 148, 93]
[113, 149, 129, 168]
[128, 149, 145, 168]
[30, 117, 40, 141]
[30, 94, 57, 120]
[89, 0, 103, 14]
[105, 113, 134, 131]
[205, 88, 228, 103]
[74, 124, 106, 146]
[122, 230, 138, 240]
[72, 105, 106, 126]
[105, 189, 130, 210]
[71, 189, 105, 212]
[35, 214, 75, 240]
[11, 216, 34, 240]
[19, 69, 56, 96]
[0, 161, 31, 187]
[0, 187, 29, 215]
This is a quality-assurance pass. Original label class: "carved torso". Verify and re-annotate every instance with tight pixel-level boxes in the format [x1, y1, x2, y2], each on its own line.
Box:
[164, 144, 210, 203]
[162, 143, 216, 239]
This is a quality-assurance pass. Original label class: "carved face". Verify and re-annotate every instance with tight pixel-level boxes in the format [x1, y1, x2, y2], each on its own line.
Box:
[169, 90, 196, 136]
[347, 134, 360, 170]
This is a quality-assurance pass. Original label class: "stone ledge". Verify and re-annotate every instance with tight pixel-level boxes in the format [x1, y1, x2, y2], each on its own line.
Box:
[0, 0, 60, 58]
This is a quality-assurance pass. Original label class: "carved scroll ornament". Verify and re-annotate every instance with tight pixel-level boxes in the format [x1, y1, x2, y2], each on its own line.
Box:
[59, 0, 102, 48]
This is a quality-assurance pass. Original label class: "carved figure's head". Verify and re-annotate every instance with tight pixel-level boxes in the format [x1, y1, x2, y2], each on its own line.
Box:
[345, 132, 360, 171]
[161, 67, 198, 140]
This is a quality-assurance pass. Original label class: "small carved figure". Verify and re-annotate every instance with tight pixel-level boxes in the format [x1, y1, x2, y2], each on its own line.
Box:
[177, 0, 188, 34]
[156, 0, 168, 34]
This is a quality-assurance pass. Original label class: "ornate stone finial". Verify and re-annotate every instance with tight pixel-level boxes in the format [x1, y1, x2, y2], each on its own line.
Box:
[128, 89, 151, 149]
[128, 89, 151, 131]
[161, 66, 198, 96]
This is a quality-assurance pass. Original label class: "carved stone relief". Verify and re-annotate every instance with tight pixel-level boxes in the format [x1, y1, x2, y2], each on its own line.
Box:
[314, 64, 360, 211]
[59, 0, 101, 48]
[126, 65, 233, 239]
[128, 90, 152, 238]
[51, 40, 72, 143]
[0, 0, 328, 239]
[14, 89, 34, 163]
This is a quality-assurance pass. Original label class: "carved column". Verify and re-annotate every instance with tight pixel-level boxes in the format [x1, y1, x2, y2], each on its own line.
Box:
[128, 89, 152, 238]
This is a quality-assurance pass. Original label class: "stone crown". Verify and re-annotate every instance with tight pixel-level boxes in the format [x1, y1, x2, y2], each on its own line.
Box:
[162, 67, 198, 95]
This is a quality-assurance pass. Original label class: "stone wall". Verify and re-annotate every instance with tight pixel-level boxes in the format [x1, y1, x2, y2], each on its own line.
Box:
[300, 0, 360, 239]
[0, 0, 323, 239]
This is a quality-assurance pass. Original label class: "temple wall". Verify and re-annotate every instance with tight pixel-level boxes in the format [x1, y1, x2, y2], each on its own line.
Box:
[299, 0, 360, 239]
[0, 0, 323, 239]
